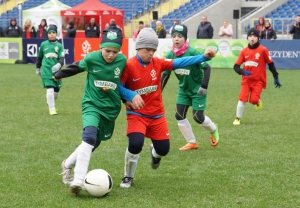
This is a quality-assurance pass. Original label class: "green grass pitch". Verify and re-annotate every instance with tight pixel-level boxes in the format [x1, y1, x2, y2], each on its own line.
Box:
[0, 64, 300, 207]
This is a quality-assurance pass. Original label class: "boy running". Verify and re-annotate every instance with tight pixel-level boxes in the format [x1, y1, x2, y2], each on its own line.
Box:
[161, 24, 219, 150]
[233, 28, 282, 125]
[54, 28, 143, 195]
[36, 25, 64, 115]
[119, 28, 216, 188]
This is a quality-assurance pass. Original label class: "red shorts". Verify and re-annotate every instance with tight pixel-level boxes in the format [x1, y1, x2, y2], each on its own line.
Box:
[126, 114, 170, 140]
[238, 83, 263, 104]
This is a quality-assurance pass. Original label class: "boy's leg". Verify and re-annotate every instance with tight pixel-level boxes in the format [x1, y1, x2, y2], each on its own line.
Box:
[151, 139, 170, 169]
[54, 87, 60, 100]
[233, 84, 250, 125]
[120, 132, 144, 188]
[249, 84, 263, 110]
[46, 87, 56, 115]
[176, 104, 197, 150]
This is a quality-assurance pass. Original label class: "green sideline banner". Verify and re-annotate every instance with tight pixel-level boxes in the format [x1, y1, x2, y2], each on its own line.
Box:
[190, 39, 248, 68]
[0, 38, 23, 63]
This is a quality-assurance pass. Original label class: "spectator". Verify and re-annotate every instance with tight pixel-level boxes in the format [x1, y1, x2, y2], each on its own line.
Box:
[169, 20, 179, 34]
[106, 19, 122, 35]
[36, 19, 48, 38]
[5, 18, 22, 37]
[0, 26, 5, 37]
[255, 17, 265, 39]
[218, 20, 233, 39]
[155, 21, 166, 38]
[64, 20, 76, 38]
[22, 19, 36, 38]
[196, 16, 214, 39]
[132, 21, 144, 41]
[261, 21, 276, 41]
[289, 14, 300, 39]
[85, 17, 100, 38]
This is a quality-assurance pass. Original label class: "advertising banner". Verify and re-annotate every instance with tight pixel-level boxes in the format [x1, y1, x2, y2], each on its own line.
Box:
[0, 38, 22, 63]
[23, 38, 74, 64]
[74, 38, 128, 62]
[260, 40, 300, 69]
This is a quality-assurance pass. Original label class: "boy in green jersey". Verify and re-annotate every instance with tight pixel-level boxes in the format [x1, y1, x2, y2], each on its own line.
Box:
[54, 28, 143, 195]
[36, 25, 65, 115]
[161, 24, 219, 150]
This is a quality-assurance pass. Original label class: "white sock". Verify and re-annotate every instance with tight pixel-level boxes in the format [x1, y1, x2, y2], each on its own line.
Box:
[65, 146, 79, 168]
[237, 101, 246, 119]
[54, 92, 59, 100]
[177, 119, 196, 143]
[73, 141, 94, 181]
[151, 145, 162, 158]
[200, 116, 216, 132]
[124, 148, 139, 178]
[46, 88, 55, 109]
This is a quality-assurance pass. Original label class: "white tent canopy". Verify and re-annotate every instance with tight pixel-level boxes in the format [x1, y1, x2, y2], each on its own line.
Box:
[22, 0, 71, 39]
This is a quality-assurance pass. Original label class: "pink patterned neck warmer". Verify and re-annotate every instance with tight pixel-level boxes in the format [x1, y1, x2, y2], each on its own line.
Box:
[172, 41, 189, 56]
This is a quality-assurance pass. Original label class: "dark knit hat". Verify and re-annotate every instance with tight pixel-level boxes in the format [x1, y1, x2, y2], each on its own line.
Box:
[171, 24, 188, 40]
[68, 20, 74, 27]
[136, 28, 158, 50]
[100, 28, 123, 50]
[47, 24, 57, 33]
[247, 28, 259, 38]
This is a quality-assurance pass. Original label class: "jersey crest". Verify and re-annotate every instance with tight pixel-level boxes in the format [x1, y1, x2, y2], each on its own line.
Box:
[150, 69, 157, 80]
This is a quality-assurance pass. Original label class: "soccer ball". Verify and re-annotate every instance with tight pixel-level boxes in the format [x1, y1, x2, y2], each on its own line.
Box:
[84, 169, 113, 197]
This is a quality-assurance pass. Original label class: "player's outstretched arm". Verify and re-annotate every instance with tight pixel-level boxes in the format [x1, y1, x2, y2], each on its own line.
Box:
[172, 49, 215, 69]
[53, 61, 84, 81]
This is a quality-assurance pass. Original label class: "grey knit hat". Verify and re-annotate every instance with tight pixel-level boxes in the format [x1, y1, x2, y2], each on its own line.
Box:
[135, 28, 158, 50]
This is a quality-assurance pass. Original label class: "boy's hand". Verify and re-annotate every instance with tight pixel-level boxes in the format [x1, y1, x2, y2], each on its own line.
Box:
[131, 94, 145, 109]
[52, 63, 61, 73]
[36, 68, 41, 76]
[274, 79, 282, 88]
[204, 49, 216, 59]
[242, 70, 252, 76]
[197, 87, 207, 96]
[52, 76, 60, 81]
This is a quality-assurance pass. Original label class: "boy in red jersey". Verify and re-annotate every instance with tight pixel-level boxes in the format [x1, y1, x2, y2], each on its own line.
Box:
[232, 28, 282, 125]
[119, 28, 216, 188]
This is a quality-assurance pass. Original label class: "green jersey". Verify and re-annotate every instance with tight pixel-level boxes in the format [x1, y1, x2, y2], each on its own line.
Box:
[79, 50, 127, 121]
[38, 40, 64, 79]
[164, 46, 207, 95]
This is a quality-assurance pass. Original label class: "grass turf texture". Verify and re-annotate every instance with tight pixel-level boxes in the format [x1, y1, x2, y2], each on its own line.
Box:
[1, 64, 300, 207]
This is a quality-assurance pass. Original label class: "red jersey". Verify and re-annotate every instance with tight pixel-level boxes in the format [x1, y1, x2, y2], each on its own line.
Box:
[121, 56, 173, 116]
[235, 45, 272, 89]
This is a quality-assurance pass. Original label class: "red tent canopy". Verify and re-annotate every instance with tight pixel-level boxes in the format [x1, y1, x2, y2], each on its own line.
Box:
[61, 0, 124, 16]
[61, 0, 124, 37]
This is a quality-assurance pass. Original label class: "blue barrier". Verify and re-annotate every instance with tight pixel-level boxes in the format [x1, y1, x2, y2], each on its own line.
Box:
[22, 39, 74, 64]
[260, 40, 300, 69]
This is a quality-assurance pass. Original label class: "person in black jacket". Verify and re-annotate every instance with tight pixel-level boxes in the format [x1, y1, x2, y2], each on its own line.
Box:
[36, 19, 48, 38]
[106, 19, 122, 35]
[5, 18, 22, 37]
[64, 20, 76, 38]
[260, 22, 276, 41]
[289, 14, 300, 39]
[196, 16, 214, 39]
[155, 21, 166, 38]
[22, 19, 36, 38]
[0, 26, 5, 37]
[85, 17, 100, 38]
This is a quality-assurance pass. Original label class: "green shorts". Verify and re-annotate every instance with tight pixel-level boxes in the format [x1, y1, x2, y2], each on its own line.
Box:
[176, 90, 207, 111]
[42, 78, 62, 89]
[82, 112, 115, 141]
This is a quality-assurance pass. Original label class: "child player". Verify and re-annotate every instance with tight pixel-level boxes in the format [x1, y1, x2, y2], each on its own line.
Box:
[36, 25, 64, 115]
[119, 28, 216, 188]
[161, 24, 219, 150]
[54, 28, 143, 195]
[232, 28, 282, 125]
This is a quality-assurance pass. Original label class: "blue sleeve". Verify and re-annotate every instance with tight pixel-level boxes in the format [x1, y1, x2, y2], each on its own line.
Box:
[119, 82, 137, 102]
[172, 54, 209, 69]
